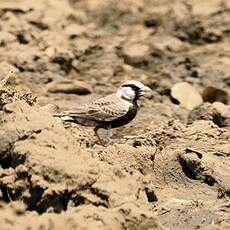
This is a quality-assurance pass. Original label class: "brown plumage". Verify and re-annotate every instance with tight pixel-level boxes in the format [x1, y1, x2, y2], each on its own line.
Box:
[54, 80, 151, 144]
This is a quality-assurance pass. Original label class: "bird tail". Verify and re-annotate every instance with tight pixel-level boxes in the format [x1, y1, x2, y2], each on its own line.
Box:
[53, 112, 75, 121]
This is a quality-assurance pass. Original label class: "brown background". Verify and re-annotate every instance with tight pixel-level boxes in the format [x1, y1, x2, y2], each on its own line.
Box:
[0, 0, 230, 229]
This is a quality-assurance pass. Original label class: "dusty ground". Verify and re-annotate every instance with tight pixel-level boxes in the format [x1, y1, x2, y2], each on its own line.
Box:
[0, 0, 230, 229]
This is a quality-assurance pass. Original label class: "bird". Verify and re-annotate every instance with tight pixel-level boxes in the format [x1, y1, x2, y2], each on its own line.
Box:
[54, 80, 151, 145]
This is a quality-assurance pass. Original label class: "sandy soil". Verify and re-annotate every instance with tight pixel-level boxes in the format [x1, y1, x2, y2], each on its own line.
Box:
[0, 0, 230, 229]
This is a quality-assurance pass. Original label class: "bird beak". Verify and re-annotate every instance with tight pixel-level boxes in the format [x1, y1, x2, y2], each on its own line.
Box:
[139, 85, 152, 96]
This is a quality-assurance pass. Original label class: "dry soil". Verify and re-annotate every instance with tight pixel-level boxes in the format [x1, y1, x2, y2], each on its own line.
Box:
[0, 0, 230, 229]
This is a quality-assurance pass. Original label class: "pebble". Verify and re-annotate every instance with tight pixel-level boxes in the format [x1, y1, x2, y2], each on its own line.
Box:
[171, 82, 203, 110]
[47, 80, 92, 95]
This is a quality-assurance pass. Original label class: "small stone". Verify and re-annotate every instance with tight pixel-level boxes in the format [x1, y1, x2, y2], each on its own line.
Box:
[10, 201, 26, 215]
[47, 80, 92, 95]
[123, 43, 149, 65]
[171, 82, 203, 110]
[39, 104, 59, 114]
[202, 86, 229, 104]
[0, 3, 32, 13]
[188, 103, 229, 127]
[212, 102, 230, 117]
[213, 102, 230, 127]
[144, 17, 159, 28]
[45, 46, 56, 58]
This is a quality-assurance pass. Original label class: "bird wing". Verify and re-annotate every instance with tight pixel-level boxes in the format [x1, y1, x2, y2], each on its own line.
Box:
[57, 94, 131, 122]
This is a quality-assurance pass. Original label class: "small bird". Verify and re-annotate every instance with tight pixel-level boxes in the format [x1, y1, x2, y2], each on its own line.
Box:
[54, 80, 151, 144]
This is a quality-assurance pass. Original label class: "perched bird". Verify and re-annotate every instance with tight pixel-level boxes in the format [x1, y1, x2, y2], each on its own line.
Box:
[54, 80, 151, 144]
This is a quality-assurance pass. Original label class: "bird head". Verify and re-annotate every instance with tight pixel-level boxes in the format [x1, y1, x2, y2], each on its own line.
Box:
[116, 80, 152, 101]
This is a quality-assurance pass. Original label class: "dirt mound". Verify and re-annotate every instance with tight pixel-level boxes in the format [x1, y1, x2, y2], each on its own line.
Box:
[0, 0, 230, 229]
[0, 87, 163, 229]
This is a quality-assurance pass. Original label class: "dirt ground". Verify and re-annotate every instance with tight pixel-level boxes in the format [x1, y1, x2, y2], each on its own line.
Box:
[0, 0, 230, 229]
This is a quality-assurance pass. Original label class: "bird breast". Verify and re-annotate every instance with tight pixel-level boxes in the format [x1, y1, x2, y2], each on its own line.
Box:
[109, 101, 138, 128]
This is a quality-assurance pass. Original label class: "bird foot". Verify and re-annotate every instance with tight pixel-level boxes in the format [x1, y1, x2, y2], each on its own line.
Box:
[107, 125, 113, 139]
[94, 127, 107, 146]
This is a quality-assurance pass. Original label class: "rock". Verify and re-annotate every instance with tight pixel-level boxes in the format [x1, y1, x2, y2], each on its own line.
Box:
[47, 80, 92, 94]
[213, 102, 230, 127]
[171, 82, 203, 110]
[178, 144, 230, 198]
[44, 46, 56, 58]
[144, 16, 159, 28]
[212, 102, 230, 117]
[187, 103, 229, 127]
[123, 43, 150, 65]
[202, 86, 229, 104]
[10, 201, 27, 215]
[0, 2, 32, 13]
[39, 103, 59, 114]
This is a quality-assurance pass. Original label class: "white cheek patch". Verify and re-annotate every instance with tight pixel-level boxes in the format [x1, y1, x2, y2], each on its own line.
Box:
[117, 87, 135, 101]
[123, 88, 135, 100]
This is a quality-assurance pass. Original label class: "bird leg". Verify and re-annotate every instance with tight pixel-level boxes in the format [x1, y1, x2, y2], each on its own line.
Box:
[94, 127, 105, 146]
[107, 125, 113, 138]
